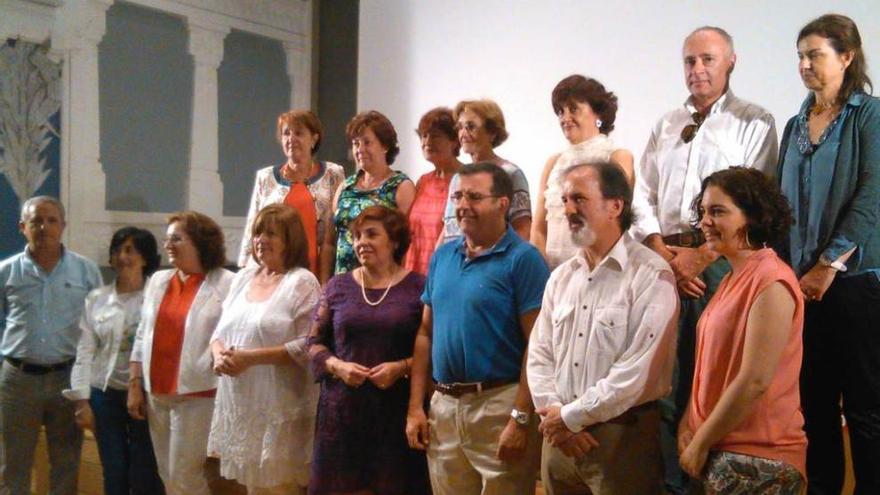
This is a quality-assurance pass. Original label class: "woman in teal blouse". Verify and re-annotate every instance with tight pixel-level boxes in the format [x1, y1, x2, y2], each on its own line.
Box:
[777, 14, 880, 494]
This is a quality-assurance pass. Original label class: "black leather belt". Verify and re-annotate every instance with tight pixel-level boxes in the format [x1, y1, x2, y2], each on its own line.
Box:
[434, 379, 516, 398]
[662, 230, 705, 248]
[4, 356, 75, 375]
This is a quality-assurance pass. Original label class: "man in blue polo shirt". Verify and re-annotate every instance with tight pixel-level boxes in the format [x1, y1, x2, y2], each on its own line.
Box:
[0, 196, 102, 494]
[406, 162, 550, 495]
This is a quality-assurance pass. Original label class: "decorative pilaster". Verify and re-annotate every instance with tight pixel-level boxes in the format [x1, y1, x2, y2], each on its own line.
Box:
[52, 0, 112, 253]
[284, 36, 311, 110]
[185, 21, 229, 217]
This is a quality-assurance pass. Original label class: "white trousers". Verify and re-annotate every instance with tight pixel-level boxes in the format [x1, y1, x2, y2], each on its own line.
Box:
[147, 394, 214, 495]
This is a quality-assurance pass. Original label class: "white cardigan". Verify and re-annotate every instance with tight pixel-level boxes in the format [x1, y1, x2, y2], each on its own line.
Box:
[131, 268, 234, 395]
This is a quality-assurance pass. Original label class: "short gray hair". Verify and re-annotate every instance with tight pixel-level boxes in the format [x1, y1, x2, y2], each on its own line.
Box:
[20, 196, 66, 223]
[685, 26, 735, 57]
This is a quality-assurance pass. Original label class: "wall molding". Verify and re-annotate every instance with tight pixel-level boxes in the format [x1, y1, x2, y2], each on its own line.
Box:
[2, 0, 312, 264]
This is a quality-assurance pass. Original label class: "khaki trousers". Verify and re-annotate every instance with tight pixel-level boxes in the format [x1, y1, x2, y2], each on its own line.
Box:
[427, 384, 540, 495]
[541, 405, 663, 495]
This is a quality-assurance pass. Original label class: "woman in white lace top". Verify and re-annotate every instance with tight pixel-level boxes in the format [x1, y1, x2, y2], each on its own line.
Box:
[531, 75, 634, 269]
[208, 204, 321, 494]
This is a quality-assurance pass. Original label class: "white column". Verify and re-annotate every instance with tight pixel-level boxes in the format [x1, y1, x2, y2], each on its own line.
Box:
[186, 21, 229, 218]
[284, 36, 311, 110]
[52, 0, 112, 254]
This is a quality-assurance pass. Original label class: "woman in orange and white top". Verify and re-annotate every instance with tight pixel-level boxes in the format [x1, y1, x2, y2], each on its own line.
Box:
[128, 211, 234, 495]
[239, 110, 345, 282]
[678, 168, 806, 493]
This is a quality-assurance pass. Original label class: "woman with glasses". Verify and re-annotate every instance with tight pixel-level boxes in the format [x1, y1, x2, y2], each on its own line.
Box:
[324, 111, 415, 276]
[438, 99, 532, 244]
[776, 14, 880, 493]
[531, 75, 634, 269]
[128, 211, 234, 495]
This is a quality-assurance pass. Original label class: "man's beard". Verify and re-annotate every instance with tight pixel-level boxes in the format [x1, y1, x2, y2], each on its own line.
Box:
[569, 214, 596, 248]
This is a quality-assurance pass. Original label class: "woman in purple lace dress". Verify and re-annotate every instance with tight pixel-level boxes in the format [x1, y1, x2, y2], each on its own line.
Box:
[307, 205, 430, 495]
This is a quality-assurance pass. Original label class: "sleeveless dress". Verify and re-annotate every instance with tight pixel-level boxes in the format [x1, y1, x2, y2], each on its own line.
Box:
[333, 170, 410, 274]
[545, 134, 619, 269]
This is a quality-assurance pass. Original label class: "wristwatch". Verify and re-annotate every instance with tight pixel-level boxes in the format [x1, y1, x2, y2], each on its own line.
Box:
[510, 408, 530, 426]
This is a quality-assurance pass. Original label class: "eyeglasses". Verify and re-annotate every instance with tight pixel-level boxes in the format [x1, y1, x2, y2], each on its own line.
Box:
[680, 112, 706, 144]
[455, 122, 480, 133]
[449, 191, 499, 203]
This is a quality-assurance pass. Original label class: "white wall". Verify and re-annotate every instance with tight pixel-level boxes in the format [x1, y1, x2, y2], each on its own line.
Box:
[358, 0, 879, 196]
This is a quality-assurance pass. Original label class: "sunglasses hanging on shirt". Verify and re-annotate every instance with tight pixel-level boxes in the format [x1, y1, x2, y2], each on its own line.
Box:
[681, 111, 706, 144]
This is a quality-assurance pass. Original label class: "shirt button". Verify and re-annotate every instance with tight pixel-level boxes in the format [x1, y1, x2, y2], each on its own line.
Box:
[649, 333, 654, 339]
[574, 362, 579, 367]
[588, 278, 592, 282]
[578, 333, 583, 337]
[582, 305, 587, 310]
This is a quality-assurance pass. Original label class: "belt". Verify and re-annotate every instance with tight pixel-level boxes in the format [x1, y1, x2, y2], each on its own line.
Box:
[434, 379, 515, 398]
[4, 356, 75, 375]
[662, 230, 705, 248]
[603, 400, 658, 425]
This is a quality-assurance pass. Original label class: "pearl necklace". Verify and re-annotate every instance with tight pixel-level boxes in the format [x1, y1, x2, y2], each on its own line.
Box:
[358, 267, 397, 306]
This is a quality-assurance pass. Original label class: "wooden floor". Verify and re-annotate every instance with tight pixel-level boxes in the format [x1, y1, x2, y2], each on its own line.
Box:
[29, 429, 854, 494]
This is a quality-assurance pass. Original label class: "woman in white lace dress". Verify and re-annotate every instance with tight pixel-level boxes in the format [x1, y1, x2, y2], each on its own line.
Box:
[531, 75, 634, 269]
[208, 204, 321, 495]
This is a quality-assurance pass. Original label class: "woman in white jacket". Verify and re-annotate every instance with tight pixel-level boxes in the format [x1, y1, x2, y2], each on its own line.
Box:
[128, 211, 234, 495]
[209, 204, 320, 494]
[64, 227, 164, 495]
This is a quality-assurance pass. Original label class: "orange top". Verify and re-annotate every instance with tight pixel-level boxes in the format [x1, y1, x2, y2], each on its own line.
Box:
[284, 182, 319, 274]
[686, 249, 807, 478]
[150, 272, 214, 397]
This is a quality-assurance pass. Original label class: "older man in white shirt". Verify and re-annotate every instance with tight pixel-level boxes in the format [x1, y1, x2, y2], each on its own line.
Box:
[630, 25, 777, 494]
[528, 162, 678, 494]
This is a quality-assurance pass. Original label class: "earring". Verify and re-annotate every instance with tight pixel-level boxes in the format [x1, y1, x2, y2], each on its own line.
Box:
[595, 119, 603, 129]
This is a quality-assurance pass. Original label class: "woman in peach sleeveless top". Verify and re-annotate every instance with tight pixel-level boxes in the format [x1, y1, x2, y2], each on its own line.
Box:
[678, 168, 806, 494]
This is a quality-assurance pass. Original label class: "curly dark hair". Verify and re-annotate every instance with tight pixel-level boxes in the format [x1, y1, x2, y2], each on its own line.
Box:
[551, 75, 618, 135]
[166, 211, 227, 271]
[346, 110, 400, 165]
[350, 205, 411, 264]
[690, 167, 793, 248]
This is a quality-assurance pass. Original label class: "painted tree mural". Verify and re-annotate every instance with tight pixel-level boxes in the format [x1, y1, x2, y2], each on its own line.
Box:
[0, 41, 62, 205]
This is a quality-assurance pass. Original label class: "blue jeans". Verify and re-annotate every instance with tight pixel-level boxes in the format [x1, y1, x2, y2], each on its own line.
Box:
[90, 387, 164, 495]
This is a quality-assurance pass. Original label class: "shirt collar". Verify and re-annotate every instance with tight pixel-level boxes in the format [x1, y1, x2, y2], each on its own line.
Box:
[572, 233, 630, 272]
[685, 90, 733, 116]
[456, 225, 517, 259]
[22, 244, 68, 274]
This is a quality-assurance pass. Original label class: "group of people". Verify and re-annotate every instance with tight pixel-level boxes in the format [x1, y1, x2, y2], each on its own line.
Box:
[0, 12, 877, 495]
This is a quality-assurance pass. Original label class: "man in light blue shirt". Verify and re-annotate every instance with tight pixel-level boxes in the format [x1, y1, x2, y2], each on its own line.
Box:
[0, 196, 102, 494]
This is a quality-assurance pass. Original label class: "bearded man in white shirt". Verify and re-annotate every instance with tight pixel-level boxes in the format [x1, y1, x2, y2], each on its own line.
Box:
[630, 25, 777, 494]
[528, 162, 679, 494]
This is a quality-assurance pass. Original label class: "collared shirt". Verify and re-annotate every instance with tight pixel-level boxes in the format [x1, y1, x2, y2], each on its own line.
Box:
[631, 91, 777, 240]
[0, 247, 102, 365]
[779, 91, 880, 277]
[423, 226, 549, 383]
[527, 234, 678, 432]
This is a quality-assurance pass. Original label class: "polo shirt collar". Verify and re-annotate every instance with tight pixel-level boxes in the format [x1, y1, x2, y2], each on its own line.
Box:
[456, 225, 517, 260]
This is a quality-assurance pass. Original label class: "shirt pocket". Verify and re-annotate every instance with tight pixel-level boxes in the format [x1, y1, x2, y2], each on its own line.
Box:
[551, 303, 576, 346]
[593, 306, 628, 357]
[56, 280, 91, 323]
